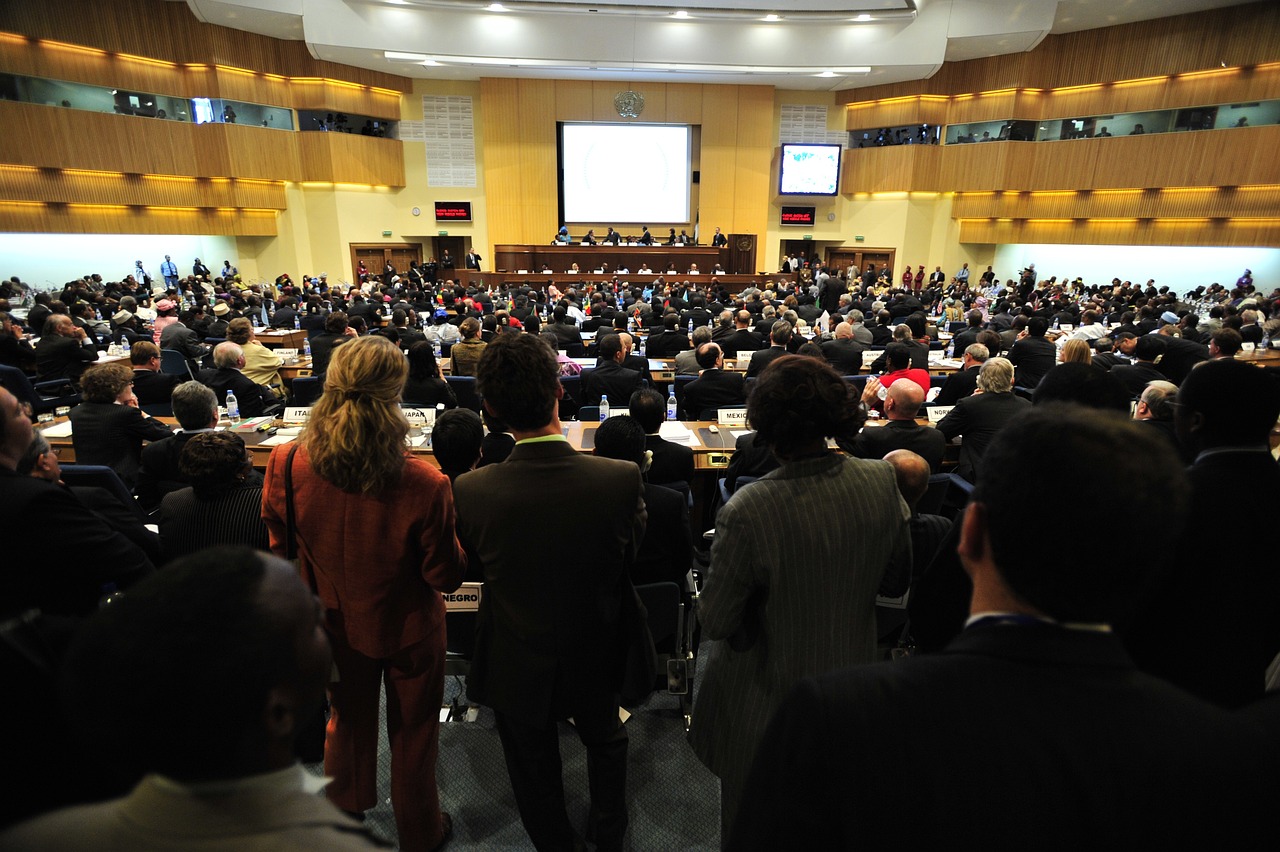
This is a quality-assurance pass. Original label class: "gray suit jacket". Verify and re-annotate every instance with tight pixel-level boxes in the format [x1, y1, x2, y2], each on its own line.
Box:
[689, 453, 911, 815]
[453, 439, 645, 724]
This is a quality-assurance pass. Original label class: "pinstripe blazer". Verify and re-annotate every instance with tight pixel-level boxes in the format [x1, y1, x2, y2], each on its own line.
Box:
[689, 452, 911, 815]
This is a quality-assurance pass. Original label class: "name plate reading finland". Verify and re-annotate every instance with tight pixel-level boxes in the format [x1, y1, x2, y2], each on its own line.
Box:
[276, 348, 299, 360]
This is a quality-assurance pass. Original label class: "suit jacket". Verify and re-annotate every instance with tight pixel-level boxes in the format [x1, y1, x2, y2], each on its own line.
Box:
[261, 446, 466, 659]
[690, 454, 910, 813]
[936, 391, 1030, 482]
[583, 359, 642, 407]
[719, 329, 764, 358]
[1110, 362, 1166, 396]
[631, 482, 692, 587]
[729, 624, 1276, 850]
[933, 364, 980, 406]
[744, 345, 788, 378]
[131, 369, 181, 405]
[453, 439, 645, 723]
[160, 483, 269, 566]
[201, 368, 278, 418]
[683, 368, 746, 419]
[0, 469, 153, 619]
[1154, 335, 1209, 384]
[307, 331, 349, 376]
[69, 402, 175, 488]
[449, 338, 487, 377]
[645, 433, 694, 486]
[1006, 335, 1056, 388]
[159, 322, 206, 361]
[644, 330, 690, 358]
[724, 431, 779, 491]
[137, 430, 212, 509]
[35, 334, 97, 383]
[852, 419, 947, 472]
[673, 347, 701, 375]
[820, 337, 866, 375]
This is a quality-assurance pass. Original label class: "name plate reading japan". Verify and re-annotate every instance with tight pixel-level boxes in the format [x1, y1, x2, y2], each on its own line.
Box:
[443, 582, 483, 612]
[717, 408, 749, 427]
[402, 407, 440, 427]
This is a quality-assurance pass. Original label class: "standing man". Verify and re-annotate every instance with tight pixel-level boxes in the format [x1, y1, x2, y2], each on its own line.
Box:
[192, 257, 211, 281]
[159, 255, 179, 290]
[131, 260, 152, 292]
[453, 334, 645, 852]
[956, 262, 970, 288]
[465, 247, 483, 271]
[929, 265, 946, 288]
[711, 227, 728, 248]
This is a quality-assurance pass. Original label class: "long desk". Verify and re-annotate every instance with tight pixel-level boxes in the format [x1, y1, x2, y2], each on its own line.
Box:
[452, 270, 796, 296]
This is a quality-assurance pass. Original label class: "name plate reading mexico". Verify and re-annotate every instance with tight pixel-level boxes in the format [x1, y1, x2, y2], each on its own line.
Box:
[717, 408, 749, 427]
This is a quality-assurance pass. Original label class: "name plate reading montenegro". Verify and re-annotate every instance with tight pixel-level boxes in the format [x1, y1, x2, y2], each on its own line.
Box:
[925, 405, 954, 424]
[717, 408, 749, 427]
[402, 407, 439, 427]
[443, 582, 483, 611]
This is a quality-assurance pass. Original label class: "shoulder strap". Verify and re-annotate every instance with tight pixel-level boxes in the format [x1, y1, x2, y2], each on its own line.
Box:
[283, 443, 301, 562]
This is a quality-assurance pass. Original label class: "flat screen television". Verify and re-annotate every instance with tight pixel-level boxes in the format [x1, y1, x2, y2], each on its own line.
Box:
[778, 143, 841, 196]
[559, 122, 691, 224]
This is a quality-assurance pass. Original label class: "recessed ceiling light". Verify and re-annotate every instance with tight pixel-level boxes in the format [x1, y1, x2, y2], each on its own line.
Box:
[854, 13, 872, 21]
[385, 50, 429, 61]
[672, 10, 689, 18]
[818, 71, 837, 78]
[421, 59, 441, 66]
[486, 3, 508, 11]
[763, 14, 780, 22]
[387, 0, 409, 5]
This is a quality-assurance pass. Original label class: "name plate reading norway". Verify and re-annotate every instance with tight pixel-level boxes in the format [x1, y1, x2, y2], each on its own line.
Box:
[925, 405, 954, 424]
[717, 408, 749, 427]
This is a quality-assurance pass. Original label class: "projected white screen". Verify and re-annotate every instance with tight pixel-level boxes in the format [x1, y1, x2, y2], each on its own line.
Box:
[779, 144, 841, 196]
[560, 123, 691, 224]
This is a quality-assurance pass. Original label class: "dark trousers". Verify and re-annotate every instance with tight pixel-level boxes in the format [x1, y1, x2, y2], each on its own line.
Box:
[494, 693, 629, 852]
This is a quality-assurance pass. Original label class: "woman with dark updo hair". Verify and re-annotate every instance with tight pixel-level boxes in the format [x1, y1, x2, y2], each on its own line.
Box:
[689, 354, 912, 835]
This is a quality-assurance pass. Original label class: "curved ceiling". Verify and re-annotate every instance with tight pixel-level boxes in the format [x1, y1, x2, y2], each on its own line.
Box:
[183, 0, 1261, 91]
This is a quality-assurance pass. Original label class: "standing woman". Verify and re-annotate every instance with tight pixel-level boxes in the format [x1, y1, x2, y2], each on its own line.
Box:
[689, 355, 910, 837]
[262, 335, 466, 851]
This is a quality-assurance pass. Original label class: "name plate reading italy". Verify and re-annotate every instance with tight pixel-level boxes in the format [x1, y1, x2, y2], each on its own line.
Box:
[283, 407, 313, 423]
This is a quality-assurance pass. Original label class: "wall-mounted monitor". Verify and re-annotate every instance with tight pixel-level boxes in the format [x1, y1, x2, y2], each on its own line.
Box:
[434, 201, 472, 222]
[780, 206, 816, 226]
[558, 122, 692, 224]
[778, 143, 841, 196]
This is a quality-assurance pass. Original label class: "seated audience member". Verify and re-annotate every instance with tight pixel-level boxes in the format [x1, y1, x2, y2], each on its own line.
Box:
[1058, 337, 1093, 365]
[159, 309, 209, 373]
[691, 355, 910, 837]
[0, 546, 384, 850]
[0, 387, 154, 619]
[35, 314, 97, 385]
[1006, 316, 1056, 389]
[1033, 362, 1131, 413]
[645, 314, 691, 358]
[1092, 331, 1137, 371]
[137, 381, 224, 510]
[450, 317, 487, 377]
[0, 310, 37, 373]
[1133, 379, 1180, 453]
[933, 343, 987, 406]
[616, 332, 653, 385]
[630, 387, 694, 486]
[745, 321, 793, 378]
[683, 343, 746, 419]
[1153, 323, 1210, 384]
[18, 432, 162, 566]
[883, 449, 952, 581]
[718, 311, 764, 359]
[308, 311, 355, 377]
[936, 357, 1029, 482]
[432, 408, 483, 484]
[128, 340, 182, 405]
[593, 414, 692, 587]
[949, 310, 985, 352]
[868, 325, 928, 373]
[403, 341, 458, 408]
[202, 342, 279, 418]
[675, 326, 713, 375]
[1208, 327, 1243, 360]
[69, 362, 174, 490]
[853, 380, 946, 472]
[876, 342, 931, 398]
[820, 322, 866, 375]
[1110, 335, 1167, 396]
[729, 405, 1276, 850]
[584, 333, 643, 407]
[159, 432, 268, 564]
[1124, 359, 1280, 708]
[723, 429, 780, 493]
[225, 318, 285, 397]
[478, 409, 515, 467]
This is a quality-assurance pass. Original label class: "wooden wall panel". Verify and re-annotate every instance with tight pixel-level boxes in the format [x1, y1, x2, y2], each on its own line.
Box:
[959, 217, 1280, 248]
[666, 84, 704, 124]
[0, 166, 286, 208]
[479, 78, 523, 245]
[953, 185, 1280, 221]
[555, 80, 593, 121]
[0, 101, 200, 174]
[0, 202, 277, 235]
[698, 88, 740, 236]
[731, 86, 773, 239]
[517, 79, 559, 240]
[295, 133, 404, 186]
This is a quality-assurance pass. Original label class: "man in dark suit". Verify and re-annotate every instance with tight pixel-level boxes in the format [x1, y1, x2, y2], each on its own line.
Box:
[718, 311, 764, 359]
[645, 313, 692, 358]
[547, 307, 584, 351]
[128, 340, 182, 405]
[269, 296, 299, 329]
[730, 405, 1276, 850]
[949, 310, 985, 352]
[683, 343, 747, 419]
[851, 381, 945, 472]
[308, 312, 355, 377]
[629, 387, 694, 486]
[1124, 359, 1280, 708]
[0, 310, 36, 373]
[933, 342, 987, 406]
[1110, 335, 1167, 396]
[136, 380, 221, 510]
[1006, 316, 1056, 388]
[679, 298, 712, 330]
[583, 334, 643, 407]
[1154, 324, 1209, 384]
[465, 249, 482, 271]
[452, 334, 644, 852]
[69, 363, 175, 490]
[936, 357, 1030, 482]
[745, 320, 793, 378]
[820, 322, 866, 375]
[35, 314, 97, 385]
[201, 342, 279, 418]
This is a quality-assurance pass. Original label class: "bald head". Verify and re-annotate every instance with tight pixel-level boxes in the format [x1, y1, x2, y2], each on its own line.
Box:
[884, 379, 924, 419]
[213, 341, 245, 370]
[834, 322, 853, 340]
[736, 310, 752, 328]
[884, 449, 930, 509]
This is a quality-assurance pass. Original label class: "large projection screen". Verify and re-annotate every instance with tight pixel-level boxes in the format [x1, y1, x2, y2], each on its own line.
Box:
[559, 123, 691, 224]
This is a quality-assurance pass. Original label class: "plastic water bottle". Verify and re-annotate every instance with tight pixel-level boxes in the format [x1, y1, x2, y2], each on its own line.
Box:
[688, 318, 694, 334]
[225, 389, 240, 423]
[946, 339, 955, 359]
[303, 337, 311, 358]
[667, 388, 677, 420]
[433, 338, 442, 360]
[251, 314, 260, 328]
[293, 314, 301, 330]
[599, 395, 610, 422]
[1052, 316, 1059, 331]
[121, 337, 131, 357]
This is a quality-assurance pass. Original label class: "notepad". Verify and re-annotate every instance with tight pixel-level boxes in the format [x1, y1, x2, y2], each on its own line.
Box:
[41, 421, 74, 438]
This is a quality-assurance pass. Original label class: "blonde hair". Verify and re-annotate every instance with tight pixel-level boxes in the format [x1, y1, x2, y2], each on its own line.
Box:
[303, 335, 409, 495]
[1060, 338, 1093, 365]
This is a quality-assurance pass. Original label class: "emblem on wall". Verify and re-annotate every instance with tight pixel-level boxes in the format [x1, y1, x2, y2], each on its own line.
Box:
[614, 90, 645, 118]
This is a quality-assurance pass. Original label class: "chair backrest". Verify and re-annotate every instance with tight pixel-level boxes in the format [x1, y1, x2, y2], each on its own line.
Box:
[0, 363, 38, 408]
[919, 472, 975, 519]
[159, 349, 193, 379]
[140, 401, 173, 418]
[59, 464, 147, 522]
[578, 405, 600, 422]
[202, 337, 226, 348]
[445, 375, 482, 411]
[559, 374, 582, 401]
[291, 376, 323, 406]
[930, 374, 948, 389]
[634, 581, 682, 648]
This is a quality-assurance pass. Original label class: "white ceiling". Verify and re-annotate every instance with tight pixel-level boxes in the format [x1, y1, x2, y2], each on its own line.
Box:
[182, 0, 1262, 92]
